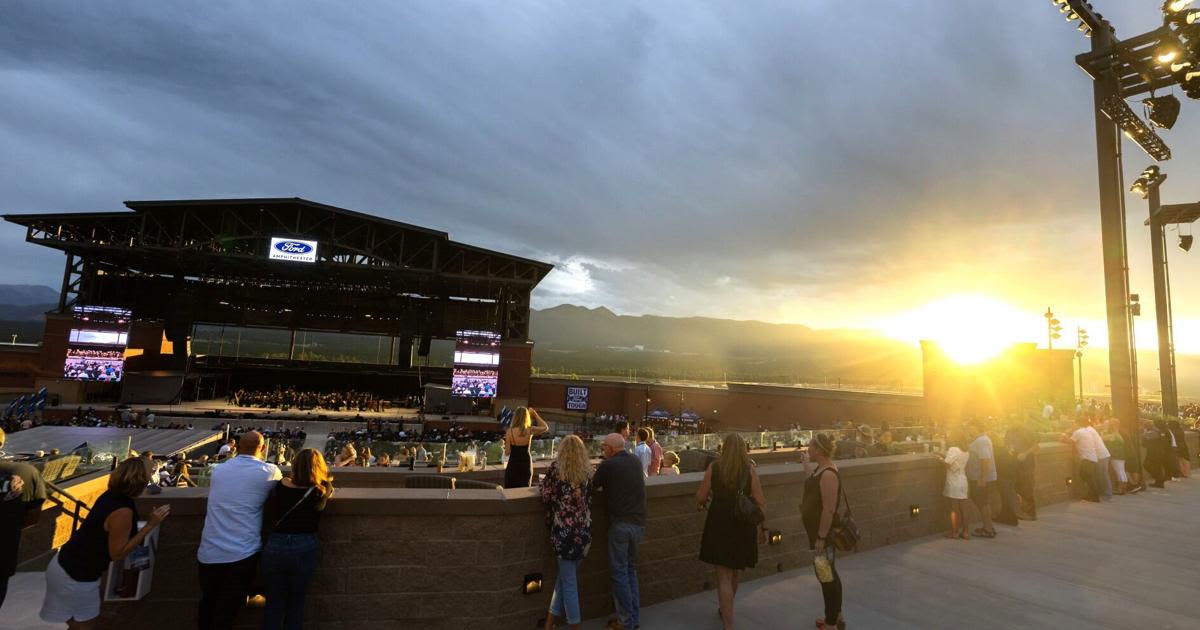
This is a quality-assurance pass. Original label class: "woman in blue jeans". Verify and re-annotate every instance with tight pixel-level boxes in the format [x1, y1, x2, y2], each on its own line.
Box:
[539, 435, 593, 630]
[261, 448, 334, 630]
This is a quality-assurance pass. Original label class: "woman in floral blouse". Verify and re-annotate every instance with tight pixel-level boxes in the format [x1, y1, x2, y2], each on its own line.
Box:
[539, 434, 593, 630]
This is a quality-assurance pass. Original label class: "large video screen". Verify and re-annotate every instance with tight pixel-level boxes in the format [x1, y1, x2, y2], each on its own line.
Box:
[453, 330, 500, 366]
[451, 368, 498, 398]
[68, 329, 128, 345]
[64, 348, 124, 382]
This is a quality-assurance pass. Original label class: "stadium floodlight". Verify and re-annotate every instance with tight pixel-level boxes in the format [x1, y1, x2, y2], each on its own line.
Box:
[1130, 165, 1165, 198]
[1144, 94, 1182, 128]
[1164, 0, 1195, 14]
[1101, 95, 1172, 160]
[1182, 234, 1195, 251]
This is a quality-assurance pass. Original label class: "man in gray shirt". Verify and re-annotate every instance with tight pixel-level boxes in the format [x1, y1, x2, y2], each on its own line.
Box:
[965, 420, 997, 537]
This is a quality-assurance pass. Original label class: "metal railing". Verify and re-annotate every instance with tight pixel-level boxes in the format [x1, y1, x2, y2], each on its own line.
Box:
[44, 480, 91, 533]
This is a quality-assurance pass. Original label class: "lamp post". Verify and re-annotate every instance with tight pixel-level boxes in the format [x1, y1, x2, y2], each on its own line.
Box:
[1047, 0, 1200, 474]
[1076, 327, 1089, 404]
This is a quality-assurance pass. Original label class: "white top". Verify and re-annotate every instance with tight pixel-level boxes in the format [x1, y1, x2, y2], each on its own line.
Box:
[198, 455, 282, 564]
[633, 442, 652, 477]
[1070, 427, 1099, 462]
[1087, 426, 1111, 460]
[943, 446, 970, 500]
[217, 444, 232, 458]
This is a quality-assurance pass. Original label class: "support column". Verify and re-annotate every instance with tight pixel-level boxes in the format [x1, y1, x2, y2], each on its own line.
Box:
[1148, 188, 1179, 418]
[1089, 29, 1139, 465]
[288, 329, 297, 360]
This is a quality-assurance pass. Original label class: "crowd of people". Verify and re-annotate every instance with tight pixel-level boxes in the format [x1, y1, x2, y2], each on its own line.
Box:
[227, 388, 386, 413]
[6, 399, 1200, 630]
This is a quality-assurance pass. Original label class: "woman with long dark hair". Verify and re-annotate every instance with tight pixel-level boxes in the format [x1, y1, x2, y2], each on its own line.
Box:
[801, 433, 845, 630]
[260, 448, 334, 630]
[696, 433, 768, 630]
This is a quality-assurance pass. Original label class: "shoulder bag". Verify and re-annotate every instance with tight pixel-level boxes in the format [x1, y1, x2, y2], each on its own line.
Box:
[731, 464, 765, 526]
[827, 470, 860, 551]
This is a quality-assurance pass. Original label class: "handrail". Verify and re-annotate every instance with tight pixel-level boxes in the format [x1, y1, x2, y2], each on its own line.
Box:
[44, 480, 91, 533]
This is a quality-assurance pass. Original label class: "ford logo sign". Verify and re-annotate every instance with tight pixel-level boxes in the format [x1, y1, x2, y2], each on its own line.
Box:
[274, 241, 313, 255]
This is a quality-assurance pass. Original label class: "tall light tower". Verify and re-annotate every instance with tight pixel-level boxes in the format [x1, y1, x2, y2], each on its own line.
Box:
[1048, 0, 1200, 471]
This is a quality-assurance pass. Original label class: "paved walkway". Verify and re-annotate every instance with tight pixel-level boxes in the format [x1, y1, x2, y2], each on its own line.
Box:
[585, 479, 1200, 629]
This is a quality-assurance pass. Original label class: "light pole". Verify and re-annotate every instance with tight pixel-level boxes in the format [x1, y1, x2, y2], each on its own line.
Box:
[1076, 326, 1089, 403]
[1048, 0, 1200, 472]
[1045, 308, 1063, 403]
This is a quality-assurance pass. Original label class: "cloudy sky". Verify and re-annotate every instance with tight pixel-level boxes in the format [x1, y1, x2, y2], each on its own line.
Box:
[1, 1, 1198, 351]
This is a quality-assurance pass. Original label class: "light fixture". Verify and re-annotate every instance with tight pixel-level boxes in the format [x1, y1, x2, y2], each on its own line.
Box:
[1165, 0, 1195, 14]
[1066, 477, 1074, 486]
[1156, 49, 1180, 64]
[768, 530, 783, 546]
[1101, 95, 1171, 160]
[909, 505, 921, 519]
[1130, 165, 1165, 199]
[522, 573, 543, 595]
[1144, 94, 1181, 129]
[1181, 234, 1195, 251]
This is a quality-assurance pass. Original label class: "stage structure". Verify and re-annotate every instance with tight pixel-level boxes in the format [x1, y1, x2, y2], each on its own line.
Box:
[3, 198, 552, 405]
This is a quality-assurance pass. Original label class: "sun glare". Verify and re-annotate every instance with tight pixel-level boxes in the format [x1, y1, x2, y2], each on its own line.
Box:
[878, 294, 1038, 364]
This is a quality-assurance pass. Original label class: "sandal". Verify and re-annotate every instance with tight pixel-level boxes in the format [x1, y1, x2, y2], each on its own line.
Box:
[972, 527, 997, 538]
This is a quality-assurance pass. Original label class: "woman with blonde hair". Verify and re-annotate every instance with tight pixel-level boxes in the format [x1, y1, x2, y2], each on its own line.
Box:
[261, 448, 334, 630]
[40, 457, 170, 628]
[659, 451, 681, 475]
[504, 406, 549, 488]
[538, 435, 592, 630]
[332, 443, 356, 467]
[696, 433, 768, 630]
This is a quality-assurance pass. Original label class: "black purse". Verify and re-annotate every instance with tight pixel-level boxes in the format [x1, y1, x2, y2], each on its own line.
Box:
[731, 465, 764, 526]
[827, 472, 860, 551]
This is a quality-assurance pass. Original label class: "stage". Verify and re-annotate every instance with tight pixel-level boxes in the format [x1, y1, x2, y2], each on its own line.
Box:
[0, 425, 224, 459]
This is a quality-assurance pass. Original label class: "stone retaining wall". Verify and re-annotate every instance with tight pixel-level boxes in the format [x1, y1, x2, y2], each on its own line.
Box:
[100, 444, 1085, 629]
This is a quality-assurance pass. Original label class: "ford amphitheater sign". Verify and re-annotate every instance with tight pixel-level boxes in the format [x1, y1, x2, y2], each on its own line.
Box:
[268, 237, 318, 263]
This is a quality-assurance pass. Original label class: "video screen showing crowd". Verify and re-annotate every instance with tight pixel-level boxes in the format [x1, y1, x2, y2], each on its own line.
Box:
[451, 330, 500, 399]
[63, 348, 124, 382]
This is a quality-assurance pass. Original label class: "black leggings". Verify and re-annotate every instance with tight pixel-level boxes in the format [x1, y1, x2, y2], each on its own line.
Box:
[813, 545, 842, 624]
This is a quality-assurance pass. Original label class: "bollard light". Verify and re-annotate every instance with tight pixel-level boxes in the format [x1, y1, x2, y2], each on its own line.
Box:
[522, 573, 543, 595]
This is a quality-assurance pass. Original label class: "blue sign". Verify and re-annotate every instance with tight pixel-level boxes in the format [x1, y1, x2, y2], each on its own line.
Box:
[274, 240, 313, 255]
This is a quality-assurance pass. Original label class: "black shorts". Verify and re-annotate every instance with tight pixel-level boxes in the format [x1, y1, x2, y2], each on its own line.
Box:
[968, 481, 993, 508]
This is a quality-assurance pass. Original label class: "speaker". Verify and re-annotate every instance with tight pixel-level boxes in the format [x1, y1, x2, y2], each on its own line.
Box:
[417, 334, 432, 357]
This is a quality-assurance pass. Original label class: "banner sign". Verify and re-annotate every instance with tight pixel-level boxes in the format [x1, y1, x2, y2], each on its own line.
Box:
[269, 237, 318, 263]
[565, 386, 589, 411]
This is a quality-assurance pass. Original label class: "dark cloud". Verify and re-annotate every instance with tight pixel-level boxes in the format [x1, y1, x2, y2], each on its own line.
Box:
[1, 1, 1198, 325]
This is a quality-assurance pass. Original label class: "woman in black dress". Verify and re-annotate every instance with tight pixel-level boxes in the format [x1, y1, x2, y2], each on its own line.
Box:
[801, 432, 844, 630]
[503, 407, 549, 488]
[697, 433, 768, 630]
[1167, 420, 1191, 478]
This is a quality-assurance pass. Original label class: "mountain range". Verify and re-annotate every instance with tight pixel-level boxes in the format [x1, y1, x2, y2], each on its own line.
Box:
[0, 284, 1194, 397]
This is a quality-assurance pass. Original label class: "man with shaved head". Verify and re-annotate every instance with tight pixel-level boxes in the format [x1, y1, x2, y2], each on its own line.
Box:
[593, 432, 647, 630]
[197, 430, 282, 629]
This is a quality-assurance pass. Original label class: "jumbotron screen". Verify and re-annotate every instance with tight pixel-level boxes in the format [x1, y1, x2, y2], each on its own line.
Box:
[451, 368, 498, 398]
[64, 348, 124, 382]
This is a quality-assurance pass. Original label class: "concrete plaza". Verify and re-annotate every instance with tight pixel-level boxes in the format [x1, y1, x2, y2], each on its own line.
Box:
[585, 479, 1200, 629]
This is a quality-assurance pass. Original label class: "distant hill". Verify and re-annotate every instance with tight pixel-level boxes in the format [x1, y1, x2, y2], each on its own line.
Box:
[529, 304, 924, 390]
[0, 284, 58, 306]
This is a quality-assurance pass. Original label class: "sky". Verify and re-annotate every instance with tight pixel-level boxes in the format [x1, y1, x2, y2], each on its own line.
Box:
[1, 1, 1199, 354]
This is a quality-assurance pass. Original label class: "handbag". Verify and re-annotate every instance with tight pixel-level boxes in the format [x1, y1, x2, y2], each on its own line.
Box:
[827, 471, 860, 551]
[731, 465, 764, 526]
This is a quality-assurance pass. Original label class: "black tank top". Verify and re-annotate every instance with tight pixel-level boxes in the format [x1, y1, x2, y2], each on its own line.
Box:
[58, 490, 137, 582]
[801, 467, 838, 549]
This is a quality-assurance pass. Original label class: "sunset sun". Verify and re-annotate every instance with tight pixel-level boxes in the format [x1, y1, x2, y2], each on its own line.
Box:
[878, 294, 1038, 364]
